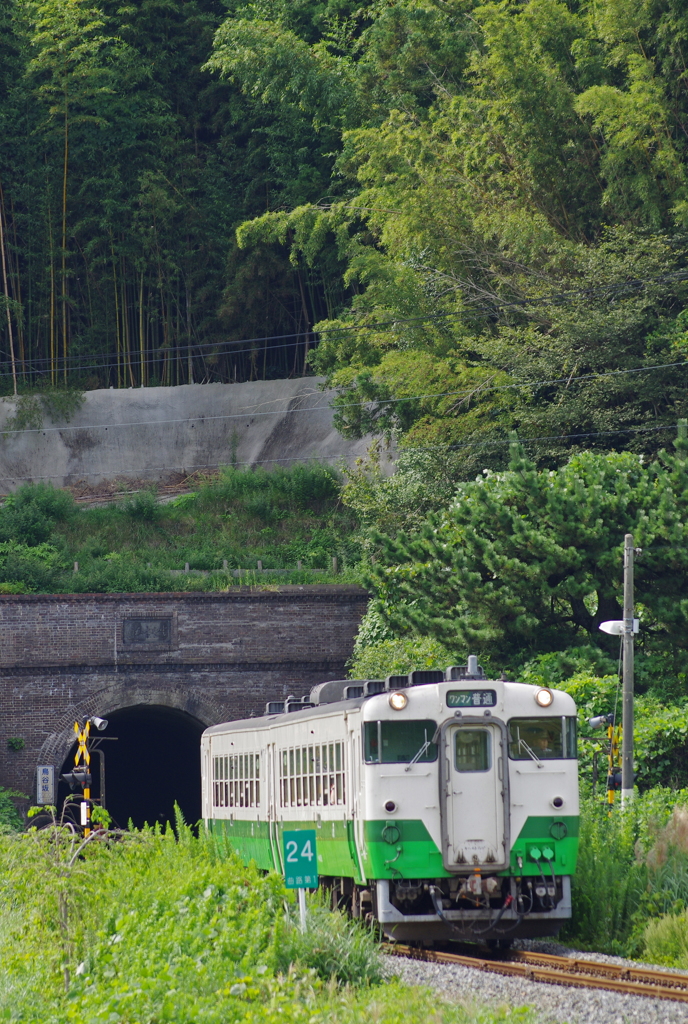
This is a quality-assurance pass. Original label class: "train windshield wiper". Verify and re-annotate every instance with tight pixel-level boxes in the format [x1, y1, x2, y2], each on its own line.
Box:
[519, 737, 544, 769]
[404, 726, 440, 772]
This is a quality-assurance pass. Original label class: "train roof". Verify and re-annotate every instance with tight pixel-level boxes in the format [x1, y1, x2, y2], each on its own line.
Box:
[203, 697, 367, 736]
[202, 671, 575, 738]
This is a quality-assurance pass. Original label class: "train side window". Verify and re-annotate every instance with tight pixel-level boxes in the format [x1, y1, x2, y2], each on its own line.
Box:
[508, 718, 565, 759]
[278, 741, 347, 807]
[212, 751, 261, 809]
[363, 720, 438, 764]
[565, 717, 577, 759]
[454, 729, 491, 772]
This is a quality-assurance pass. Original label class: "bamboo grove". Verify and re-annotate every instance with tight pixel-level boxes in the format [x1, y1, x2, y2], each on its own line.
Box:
[0, 0, 349, 394]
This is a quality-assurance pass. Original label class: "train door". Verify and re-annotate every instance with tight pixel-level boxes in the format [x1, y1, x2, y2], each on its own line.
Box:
[201, 741, 212, 822]
[442, 721, 508, 871]
[266, 743, 282, 873]
[347, 720, 366, 884]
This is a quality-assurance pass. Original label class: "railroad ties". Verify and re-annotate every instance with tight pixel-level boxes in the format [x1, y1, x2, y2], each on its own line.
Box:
[384, 944, 688, 1004]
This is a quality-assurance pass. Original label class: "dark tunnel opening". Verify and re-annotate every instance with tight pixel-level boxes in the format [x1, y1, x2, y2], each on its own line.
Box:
[57, 705, 205, 830]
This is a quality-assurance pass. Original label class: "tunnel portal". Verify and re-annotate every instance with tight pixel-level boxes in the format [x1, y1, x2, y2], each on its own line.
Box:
[58, 705, 205, 830]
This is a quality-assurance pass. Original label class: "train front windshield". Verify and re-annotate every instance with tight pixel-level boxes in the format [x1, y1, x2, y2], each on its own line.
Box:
[507, 717, 578, 760]
[364, 720, 438, 763]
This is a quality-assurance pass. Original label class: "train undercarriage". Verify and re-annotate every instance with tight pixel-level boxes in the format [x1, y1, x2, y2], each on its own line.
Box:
[325, 874, 572, 944]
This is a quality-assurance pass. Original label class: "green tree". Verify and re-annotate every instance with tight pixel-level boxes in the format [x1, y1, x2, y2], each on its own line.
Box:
[364, 426, 688, 680]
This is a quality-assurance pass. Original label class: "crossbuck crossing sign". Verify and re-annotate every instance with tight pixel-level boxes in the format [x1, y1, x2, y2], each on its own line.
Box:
[283, 829, 318, 888]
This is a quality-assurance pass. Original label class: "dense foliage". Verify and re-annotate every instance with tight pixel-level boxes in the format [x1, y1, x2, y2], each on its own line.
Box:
[0, 821, 535, 1024]
[360, 428, 688, 682]
[0, 0, 683, 472]
[225, 0, 688, 469]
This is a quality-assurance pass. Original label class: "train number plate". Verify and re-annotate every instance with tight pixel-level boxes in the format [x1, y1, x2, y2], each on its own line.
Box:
[447, 690, 497, 708]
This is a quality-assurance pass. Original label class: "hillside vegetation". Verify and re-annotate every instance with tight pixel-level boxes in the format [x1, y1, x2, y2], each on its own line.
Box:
[0, 465, 360, 594]
[0, 0, 686, 476]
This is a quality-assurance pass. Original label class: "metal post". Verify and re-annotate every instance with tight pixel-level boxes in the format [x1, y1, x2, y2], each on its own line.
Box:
[298, 887, 307, 932]
[621, 534, 634, 804]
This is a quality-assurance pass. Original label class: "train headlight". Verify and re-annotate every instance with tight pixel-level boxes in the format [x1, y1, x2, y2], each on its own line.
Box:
[535, 688, 554, 708]
[389, 691, 408, 711]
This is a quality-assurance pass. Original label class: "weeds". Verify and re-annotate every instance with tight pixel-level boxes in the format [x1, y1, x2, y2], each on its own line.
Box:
[0, 467, 362, 593]
[0, 822, 530, 1024]
[565, 790, 688, 956]
[276, 895, 386, 985]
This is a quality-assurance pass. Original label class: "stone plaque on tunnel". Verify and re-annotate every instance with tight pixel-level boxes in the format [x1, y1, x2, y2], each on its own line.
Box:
[122, 618, 172, 644]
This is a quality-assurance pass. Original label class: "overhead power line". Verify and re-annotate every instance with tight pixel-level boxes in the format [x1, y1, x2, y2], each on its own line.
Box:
[0, 263, 687, 381]
[0, 422, 681, 487]
[1, 357, 688, 436]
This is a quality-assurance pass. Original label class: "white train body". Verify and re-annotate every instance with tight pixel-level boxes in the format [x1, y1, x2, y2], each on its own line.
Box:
[201, 665, 579, 942]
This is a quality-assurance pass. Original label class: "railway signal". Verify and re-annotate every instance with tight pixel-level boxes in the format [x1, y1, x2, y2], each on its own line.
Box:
[60, 716, 108, 836]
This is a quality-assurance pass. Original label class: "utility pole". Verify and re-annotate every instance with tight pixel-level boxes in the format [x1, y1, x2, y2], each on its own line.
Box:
[621, 533, 635, 805]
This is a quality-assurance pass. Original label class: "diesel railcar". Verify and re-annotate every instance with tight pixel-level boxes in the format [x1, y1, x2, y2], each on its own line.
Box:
[201, 658, 579, 943]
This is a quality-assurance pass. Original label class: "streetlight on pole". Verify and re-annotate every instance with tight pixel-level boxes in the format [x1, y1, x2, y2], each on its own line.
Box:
[621, 534, 635, 805]
[599, 534, 640, 806]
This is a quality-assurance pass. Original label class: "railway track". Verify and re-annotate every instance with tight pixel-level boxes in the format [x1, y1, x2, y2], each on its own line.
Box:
[385, 943, 688, 1004]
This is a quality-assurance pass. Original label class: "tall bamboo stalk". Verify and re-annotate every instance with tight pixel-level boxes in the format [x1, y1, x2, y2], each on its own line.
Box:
[8, 193, 25, 378]
[186, 281, 193, 384]
[61, 86, 69, 384]
[0, 185, 17, 395]
[48, 208, 56, 385]
[111, 239, 122, 387]
[139, 269, 145, 386]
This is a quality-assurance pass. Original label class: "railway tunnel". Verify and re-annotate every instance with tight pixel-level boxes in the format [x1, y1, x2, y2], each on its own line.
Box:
[57, 705, 205, 830]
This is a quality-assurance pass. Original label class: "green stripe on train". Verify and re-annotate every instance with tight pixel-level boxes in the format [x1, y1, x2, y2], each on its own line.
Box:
[207, 818, 362, 880]
[207, 814, 579, 880]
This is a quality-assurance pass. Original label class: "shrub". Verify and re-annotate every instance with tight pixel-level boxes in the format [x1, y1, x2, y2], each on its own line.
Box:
[0, 789, 23, 832]
[0, 483, 75, 546]
[349, 607, 458, 678]
[644, 910, 688, 966]
[565, 795, 649, 954]
[197, 464, 341, 517]
[119, 489, 161, 522]
[275, 898, 385, 985]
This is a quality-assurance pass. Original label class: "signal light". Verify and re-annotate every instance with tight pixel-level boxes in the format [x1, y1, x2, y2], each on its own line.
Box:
[61, 769, 92, 792]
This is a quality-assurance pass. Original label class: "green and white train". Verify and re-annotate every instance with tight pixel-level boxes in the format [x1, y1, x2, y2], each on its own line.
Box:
[201, 658, 579, 943]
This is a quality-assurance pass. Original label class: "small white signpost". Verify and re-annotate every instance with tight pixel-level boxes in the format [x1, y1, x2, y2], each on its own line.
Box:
[36, 765, 55, 805]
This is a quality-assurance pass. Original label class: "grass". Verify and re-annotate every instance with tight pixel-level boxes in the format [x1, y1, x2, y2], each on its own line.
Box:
[0, 820, 540, 1024]
[0, 466, 364, 593]
[563, 788, 688, 957]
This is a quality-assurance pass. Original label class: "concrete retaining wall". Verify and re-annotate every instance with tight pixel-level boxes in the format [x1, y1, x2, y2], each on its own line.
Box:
[0, 379, 378, 492]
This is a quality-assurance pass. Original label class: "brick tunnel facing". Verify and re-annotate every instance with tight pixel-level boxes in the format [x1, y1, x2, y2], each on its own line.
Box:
[57, 705, 205, 829]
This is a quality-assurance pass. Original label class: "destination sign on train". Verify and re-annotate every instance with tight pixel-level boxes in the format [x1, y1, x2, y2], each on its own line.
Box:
[446, 690, 497, 708]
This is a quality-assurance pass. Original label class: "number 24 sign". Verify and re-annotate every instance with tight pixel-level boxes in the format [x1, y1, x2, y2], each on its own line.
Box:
[283, 829, 318, 889]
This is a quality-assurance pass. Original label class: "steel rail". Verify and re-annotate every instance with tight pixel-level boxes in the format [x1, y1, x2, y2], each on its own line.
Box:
[384, 943, 688, 1003]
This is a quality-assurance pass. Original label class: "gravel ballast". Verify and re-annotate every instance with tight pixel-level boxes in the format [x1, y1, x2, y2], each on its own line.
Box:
[386, 941, 688, 1024]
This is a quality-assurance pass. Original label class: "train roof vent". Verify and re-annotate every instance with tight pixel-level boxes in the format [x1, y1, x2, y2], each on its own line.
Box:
[285, 696, 314, 713]
[446, 655, 485, 681]
[265, 700, 285, 715]
[409, 669, 445, 687]
[344, 683, 365, 699]
[364, 680, 386, 696]
[385, 674, 408, 689]
[309, 679, 367, 705]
